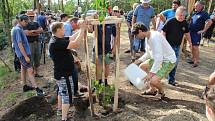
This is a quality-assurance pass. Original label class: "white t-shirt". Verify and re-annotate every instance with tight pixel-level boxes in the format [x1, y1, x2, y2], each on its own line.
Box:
[138, 31, 176, 73]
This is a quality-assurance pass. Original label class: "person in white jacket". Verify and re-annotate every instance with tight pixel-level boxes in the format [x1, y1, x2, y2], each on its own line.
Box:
[132, 22, 176, 99]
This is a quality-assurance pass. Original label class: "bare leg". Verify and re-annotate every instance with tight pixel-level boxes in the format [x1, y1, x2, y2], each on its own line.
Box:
[150, 75, 163, 94]
[192, 46, 199, 65]
[21, 65, 27, 85]
[139, 63, 157, 92]
[58, 95, 62, 110]
[26, 67, 37, 88]
[62, 104, 70, 120]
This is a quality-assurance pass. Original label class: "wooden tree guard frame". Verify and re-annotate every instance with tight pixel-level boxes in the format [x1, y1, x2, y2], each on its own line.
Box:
[85, 17, 123, 114]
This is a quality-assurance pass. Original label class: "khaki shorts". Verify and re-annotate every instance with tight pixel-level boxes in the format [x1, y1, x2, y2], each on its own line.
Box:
[144, 59, 175, 79]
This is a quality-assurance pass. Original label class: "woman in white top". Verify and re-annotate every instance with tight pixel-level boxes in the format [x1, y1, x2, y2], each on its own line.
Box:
[132, 22, 176, 99]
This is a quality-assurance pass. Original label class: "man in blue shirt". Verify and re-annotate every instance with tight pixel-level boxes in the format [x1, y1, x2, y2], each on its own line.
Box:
[37, 11, 47, 31]
[13, 14, 44, 96]
[159, 0, 181, 22]
[189, 1, 212, 67]
[132, 0, 155, 60]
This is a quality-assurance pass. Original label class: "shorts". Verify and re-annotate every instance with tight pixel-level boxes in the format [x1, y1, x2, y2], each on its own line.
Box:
[144, 59, 175, 79]
[57, 76, 74, 104]
[92, 52, 111, 65]
[18, 55, 32, 69]
[190, 31, 201, 46]
[29, 42, 41, 67]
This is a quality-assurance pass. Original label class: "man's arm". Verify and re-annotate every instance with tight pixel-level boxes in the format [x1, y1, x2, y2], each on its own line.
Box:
[197, 19, 213, 34]
[67, 21, 86, 49]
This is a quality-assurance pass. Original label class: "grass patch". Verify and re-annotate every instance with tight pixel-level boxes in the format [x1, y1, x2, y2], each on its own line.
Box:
[24, 91, 36, 98]
[0, 64, 19, 89]
[0, 92, 19, 107]
[0, 65, 8, 77]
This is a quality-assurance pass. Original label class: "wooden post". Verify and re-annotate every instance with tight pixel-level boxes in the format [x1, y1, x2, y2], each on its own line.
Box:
[113, 23, 120, 111]
[61, 0, 64, 13]
[95, 25, 99, 80]
[83, 29, 94, 116]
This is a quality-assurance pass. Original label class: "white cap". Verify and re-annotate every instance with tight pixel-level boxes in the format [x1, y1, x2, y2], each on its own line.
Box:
[140, 0, 151, 3]
[113, 6, 119, 11]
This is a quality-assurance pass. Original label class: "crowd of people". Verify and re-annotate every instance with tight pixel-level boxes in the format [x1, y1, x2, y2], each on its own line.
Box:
[10, 0, 215, 120]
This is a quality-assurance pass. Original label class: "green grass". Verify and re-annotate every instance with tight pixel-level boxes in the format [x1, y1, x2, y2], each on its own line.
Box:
[0, 65, 8, 77]
[0, 92, 19, 107]
[24, 91, 36, 98]
[0, 64, 19, 89]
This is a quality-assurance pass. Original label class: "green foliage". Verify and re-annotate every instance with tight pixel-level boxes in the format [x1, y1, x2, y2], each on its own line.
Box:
[91, 0, 109, 22]
[93, 80, 115, 106]
[64, 0, 75, 15]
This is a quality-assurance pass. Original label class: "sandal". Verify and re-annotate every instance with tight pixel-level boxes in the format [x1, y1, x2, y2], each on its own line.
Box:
[141, 90, 157, 96]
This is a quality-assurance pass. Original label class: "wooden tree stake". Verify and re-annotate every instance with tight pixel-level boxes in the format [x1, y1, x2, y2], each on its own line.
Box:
[113, 23, 121, 111]
[83, 29, 94, 116]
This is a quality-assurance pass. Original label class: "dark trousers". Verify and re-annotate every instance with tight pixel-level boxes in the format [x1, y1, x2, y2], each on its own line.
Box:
[72, 66, 78, 94]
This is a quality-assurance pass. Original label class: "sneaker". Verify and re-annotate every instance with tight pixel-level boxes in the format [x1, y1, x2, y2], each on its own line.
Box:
[168, 82, 177, 86]
[23, 85, 34, 92]
[36, 88, 45, 96]
[124, 50, 131, 53]
[74, 92, 84, 97]
[57, 109, 62, 116]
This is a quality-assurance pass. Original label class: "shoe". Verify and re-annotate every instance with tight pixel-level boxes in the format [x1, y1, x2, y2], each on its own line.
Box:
[23, 85, 34, 92]
[141, 90, 157, 96]
[192, 64, 198, 68]
[74, 92, 84, 97]
[155, 92, 165, 100]
[168, 82, 177, 86]
[187, 61, 194, 64]
[36, 88, 45, 96]
[56, 109, 62, 116]
[35, 74, 43, 77]
[124, 50, 131, 53]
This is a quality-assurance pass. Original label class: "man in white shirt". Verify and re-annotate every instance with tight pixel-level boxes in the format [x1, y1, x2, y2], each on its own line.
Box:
[132, 23, 176, 99]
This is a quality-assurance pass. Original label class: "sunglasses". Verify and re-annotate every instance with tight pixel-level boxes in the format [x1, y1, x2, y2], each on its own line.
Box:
[114, 10, 119, 13]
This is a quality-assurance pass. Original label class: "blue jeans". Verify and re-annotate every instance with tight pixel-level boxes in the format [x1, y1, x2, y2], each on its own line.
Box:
[168, 46, 180, 84]
[132, 38, 145, 52]
[72, 66, 79, 94]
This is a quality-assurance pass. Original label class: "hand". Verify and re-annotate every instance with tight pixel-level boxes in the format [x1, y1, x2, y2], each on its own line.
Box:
[197, 30, 204, 34]
[134, 60, 142, 65]
[24, 56, 30, 63]
[78, 20, 87, 29]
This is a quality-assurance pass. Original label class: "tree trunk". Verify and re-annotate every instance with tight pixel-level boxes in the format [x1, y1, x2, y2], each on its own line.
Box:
[61, 0, 64, 12]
